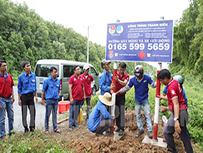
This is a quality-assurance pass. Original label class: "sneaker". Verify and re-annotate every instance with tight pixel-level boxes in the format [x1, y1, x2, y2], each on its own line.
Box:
[54, 129, 61, 133]
[45, 130, 49, 135]
[75, 125, 80, 129]
[95, 133, 103, 137]
[30, 129, 35, 132]
[114, 128, 120, 133]
[24, 128, 29, 136]
[119, 129, 124, 136]
[69, 127, 73, 131]
[1, 136, 6, 140]
[103, 131, 110, 136]
[147, 131, 153, 139]
[136, 130, 144, 137]
[9, 131, 15, 136]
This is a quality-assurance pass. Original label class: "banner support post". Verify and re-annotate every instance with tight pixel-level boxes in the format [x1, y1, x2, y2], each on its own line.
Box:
[153, 62, 162, 141]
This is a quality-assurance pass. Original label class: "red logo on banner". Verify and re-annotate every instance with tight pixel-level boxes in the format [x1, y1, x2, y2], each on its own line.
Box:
[138, 51, 146, 60]
[110, 25, 116, 30]
[108, 50, 114, 59]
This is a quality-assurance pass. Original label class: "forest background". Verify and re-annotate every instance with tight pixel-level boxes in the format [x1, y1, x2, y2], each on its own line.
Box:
[0, 0, 203, 150]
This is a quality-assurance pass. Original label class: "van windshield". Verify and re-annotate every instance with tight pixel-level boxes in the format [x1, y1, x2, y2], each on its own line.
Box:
[35, 64, 59, 77]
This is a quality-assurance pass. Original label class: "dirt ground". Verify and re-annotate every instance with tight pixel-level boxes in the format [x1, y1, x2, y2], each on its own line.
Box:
[50, 110, 195, 153]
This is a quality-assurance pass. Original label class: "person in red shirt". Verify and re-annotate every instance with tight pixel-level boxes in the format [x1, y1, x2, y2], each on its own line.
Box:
[81, 64, 94, 121]
[0, 60, 15, 140]
[112, 62, 129, 136]
[158, 69, 193, 153]
[68, 65, 85, 131]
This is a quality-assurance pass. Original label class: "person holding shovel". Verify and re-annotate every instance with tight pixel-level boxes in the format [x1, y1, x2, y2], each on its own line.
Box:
[116, 65, 156, 138]
[157, 69, 193, 153]
[160, 75, 188, 112]
[87, 92, 114, 136]
[112, 62, 129, 136]
[159, 75, 192, 140]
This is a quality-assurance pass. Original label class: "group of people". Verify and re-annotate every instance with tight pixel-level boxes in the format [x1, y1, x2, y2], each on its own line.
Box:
[87, 60, 193, 153]
[0, 60, 94, 138]
[0, 59, 193, 152]
[87, 60, 156, 139]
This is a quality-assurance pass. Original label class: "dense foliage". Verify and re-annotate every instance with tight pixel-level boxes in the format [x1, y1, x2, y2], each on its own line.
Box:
[171, 0, 203, 79]
[0, 0, 106, 74]
[0, 0, 157, 77]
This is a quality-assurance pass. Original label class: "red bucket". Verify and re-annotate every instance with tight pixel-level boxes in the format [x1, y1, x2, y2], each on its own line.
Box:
[58, 101, 70, 114]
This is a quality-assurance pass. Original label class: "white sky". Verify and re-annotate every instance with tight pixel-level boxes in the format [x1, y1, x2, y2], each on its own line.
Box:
[10, 0, 190, 68]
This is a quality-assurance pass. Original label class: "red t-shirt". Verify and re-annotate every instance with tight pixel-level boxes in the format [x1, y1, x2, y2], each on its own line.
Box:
[81, 74, 94, 97]
[69, 74, 84, 100]
[115, 72, 130, 95]
[0, 73, 14, 98]
[167, 78, 187, 112]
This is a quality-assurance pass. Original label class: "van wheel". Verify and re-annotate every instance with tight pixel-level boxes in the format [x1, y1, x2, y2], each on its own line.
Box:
[92, 86, 96, 96]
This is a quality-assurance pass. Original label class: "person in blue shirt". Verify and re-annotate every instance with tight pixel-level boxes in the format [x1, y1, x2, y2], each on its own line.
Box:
[41, 67, 61, 134]
[116, 65, 156, 138]
[99, 59, 115, 95]
[87, 92, 114, 135]
[18, 61, 38, 134]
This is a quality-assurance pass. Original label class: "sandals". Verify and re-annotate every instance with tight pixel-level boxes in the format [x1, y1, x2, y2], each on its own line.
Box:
[54, 129, 61, 133]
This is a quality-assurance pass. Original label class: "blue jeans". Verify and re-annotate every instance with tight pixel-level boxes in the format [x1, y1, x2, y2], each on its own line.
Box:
[135, 98, 152, 131]
[0, 97, 14, 137]
[45, 100, 58, 131]
[69, 100, 83, 127]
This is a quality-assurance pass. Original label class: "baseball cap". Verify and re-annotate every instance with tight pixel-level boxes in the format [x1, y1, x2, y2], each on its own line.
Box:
[83, 64, 90, 70]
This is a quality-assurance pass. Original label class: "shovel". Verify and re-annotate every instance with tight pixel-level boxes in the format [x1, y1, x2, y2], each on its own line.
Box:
[111, 93, 124, 140]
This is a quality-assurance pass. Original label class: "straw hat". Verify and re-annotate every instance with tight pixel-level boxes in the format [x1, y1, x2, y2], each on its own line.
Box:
[99, 92, 114, 106]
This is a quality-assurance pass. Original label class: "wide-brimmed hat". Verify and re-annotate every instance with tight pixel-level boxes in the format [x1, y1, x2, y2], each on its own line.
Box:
[99, 92, 114, 106]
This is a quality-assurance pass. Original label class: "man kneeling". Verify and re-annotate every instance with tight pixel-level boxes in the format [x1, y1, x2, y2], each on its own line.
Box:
[87, 92, 114, 135]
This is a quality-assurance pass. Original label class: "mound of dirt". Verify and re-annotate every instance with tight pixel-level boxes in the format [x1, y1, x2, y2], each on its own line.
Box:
[55, 110, 191, 153]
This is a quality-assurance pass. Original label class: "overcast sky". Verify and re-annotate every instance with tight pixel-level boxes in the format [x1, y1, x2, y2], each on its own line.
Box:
[10, 0, 190, 68]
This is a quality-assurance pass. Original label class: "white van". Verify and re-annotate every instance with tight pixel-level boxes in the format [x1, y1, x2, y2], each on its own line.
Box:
[34, 59, 99, 100]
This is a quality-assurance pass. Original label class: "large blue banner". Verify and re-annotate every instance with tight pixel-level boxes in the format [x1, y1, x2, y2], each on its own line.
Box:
[106, 20, 173, 63]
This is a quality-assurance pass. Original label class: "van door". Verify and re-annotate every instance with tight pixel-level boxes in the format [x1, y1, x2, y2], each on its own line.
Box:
[61, 65, 75, 99]
[90, 66, 99, 95]
[35, 64, 59, 97]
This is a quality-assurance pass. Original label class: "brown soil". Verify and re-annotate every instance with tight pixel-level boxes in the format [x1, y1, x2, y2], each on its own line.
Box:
[51, 110, 195, 153]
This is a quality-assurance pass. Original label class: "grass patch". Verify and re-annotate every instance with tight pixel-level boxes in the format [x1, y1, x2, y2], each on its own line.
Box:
[0, 130, 72, 153]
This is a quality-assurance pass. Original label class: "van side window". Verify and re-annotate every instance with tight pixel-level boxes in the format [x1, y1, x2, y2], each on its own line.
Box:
[63, 65, 74, 77]
[35, 64, 59, 77]
[80, 66, 84, 74]
[91, 67, 96, 75]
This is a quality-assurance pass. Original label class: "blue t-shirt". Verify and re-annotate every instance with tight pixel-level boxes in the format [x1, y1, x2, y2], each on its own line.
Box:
[18, 72, 37, 95]
[128, 74, 154, 101]
[99, 70, 112, 95]
[163, 86, 188, 105]
[87, 100, 113, 132]
[42, 76, 61, 100]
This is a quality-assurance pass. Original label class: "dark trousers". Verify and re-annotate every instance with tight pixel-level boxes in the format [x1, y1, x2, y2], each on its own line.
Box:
[86, 97, 91, 120]
[163, 110, 193, 153]
[115, 95, 125, 131]
[21, 93, 35, 131]
[93, 117, 113, 134]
